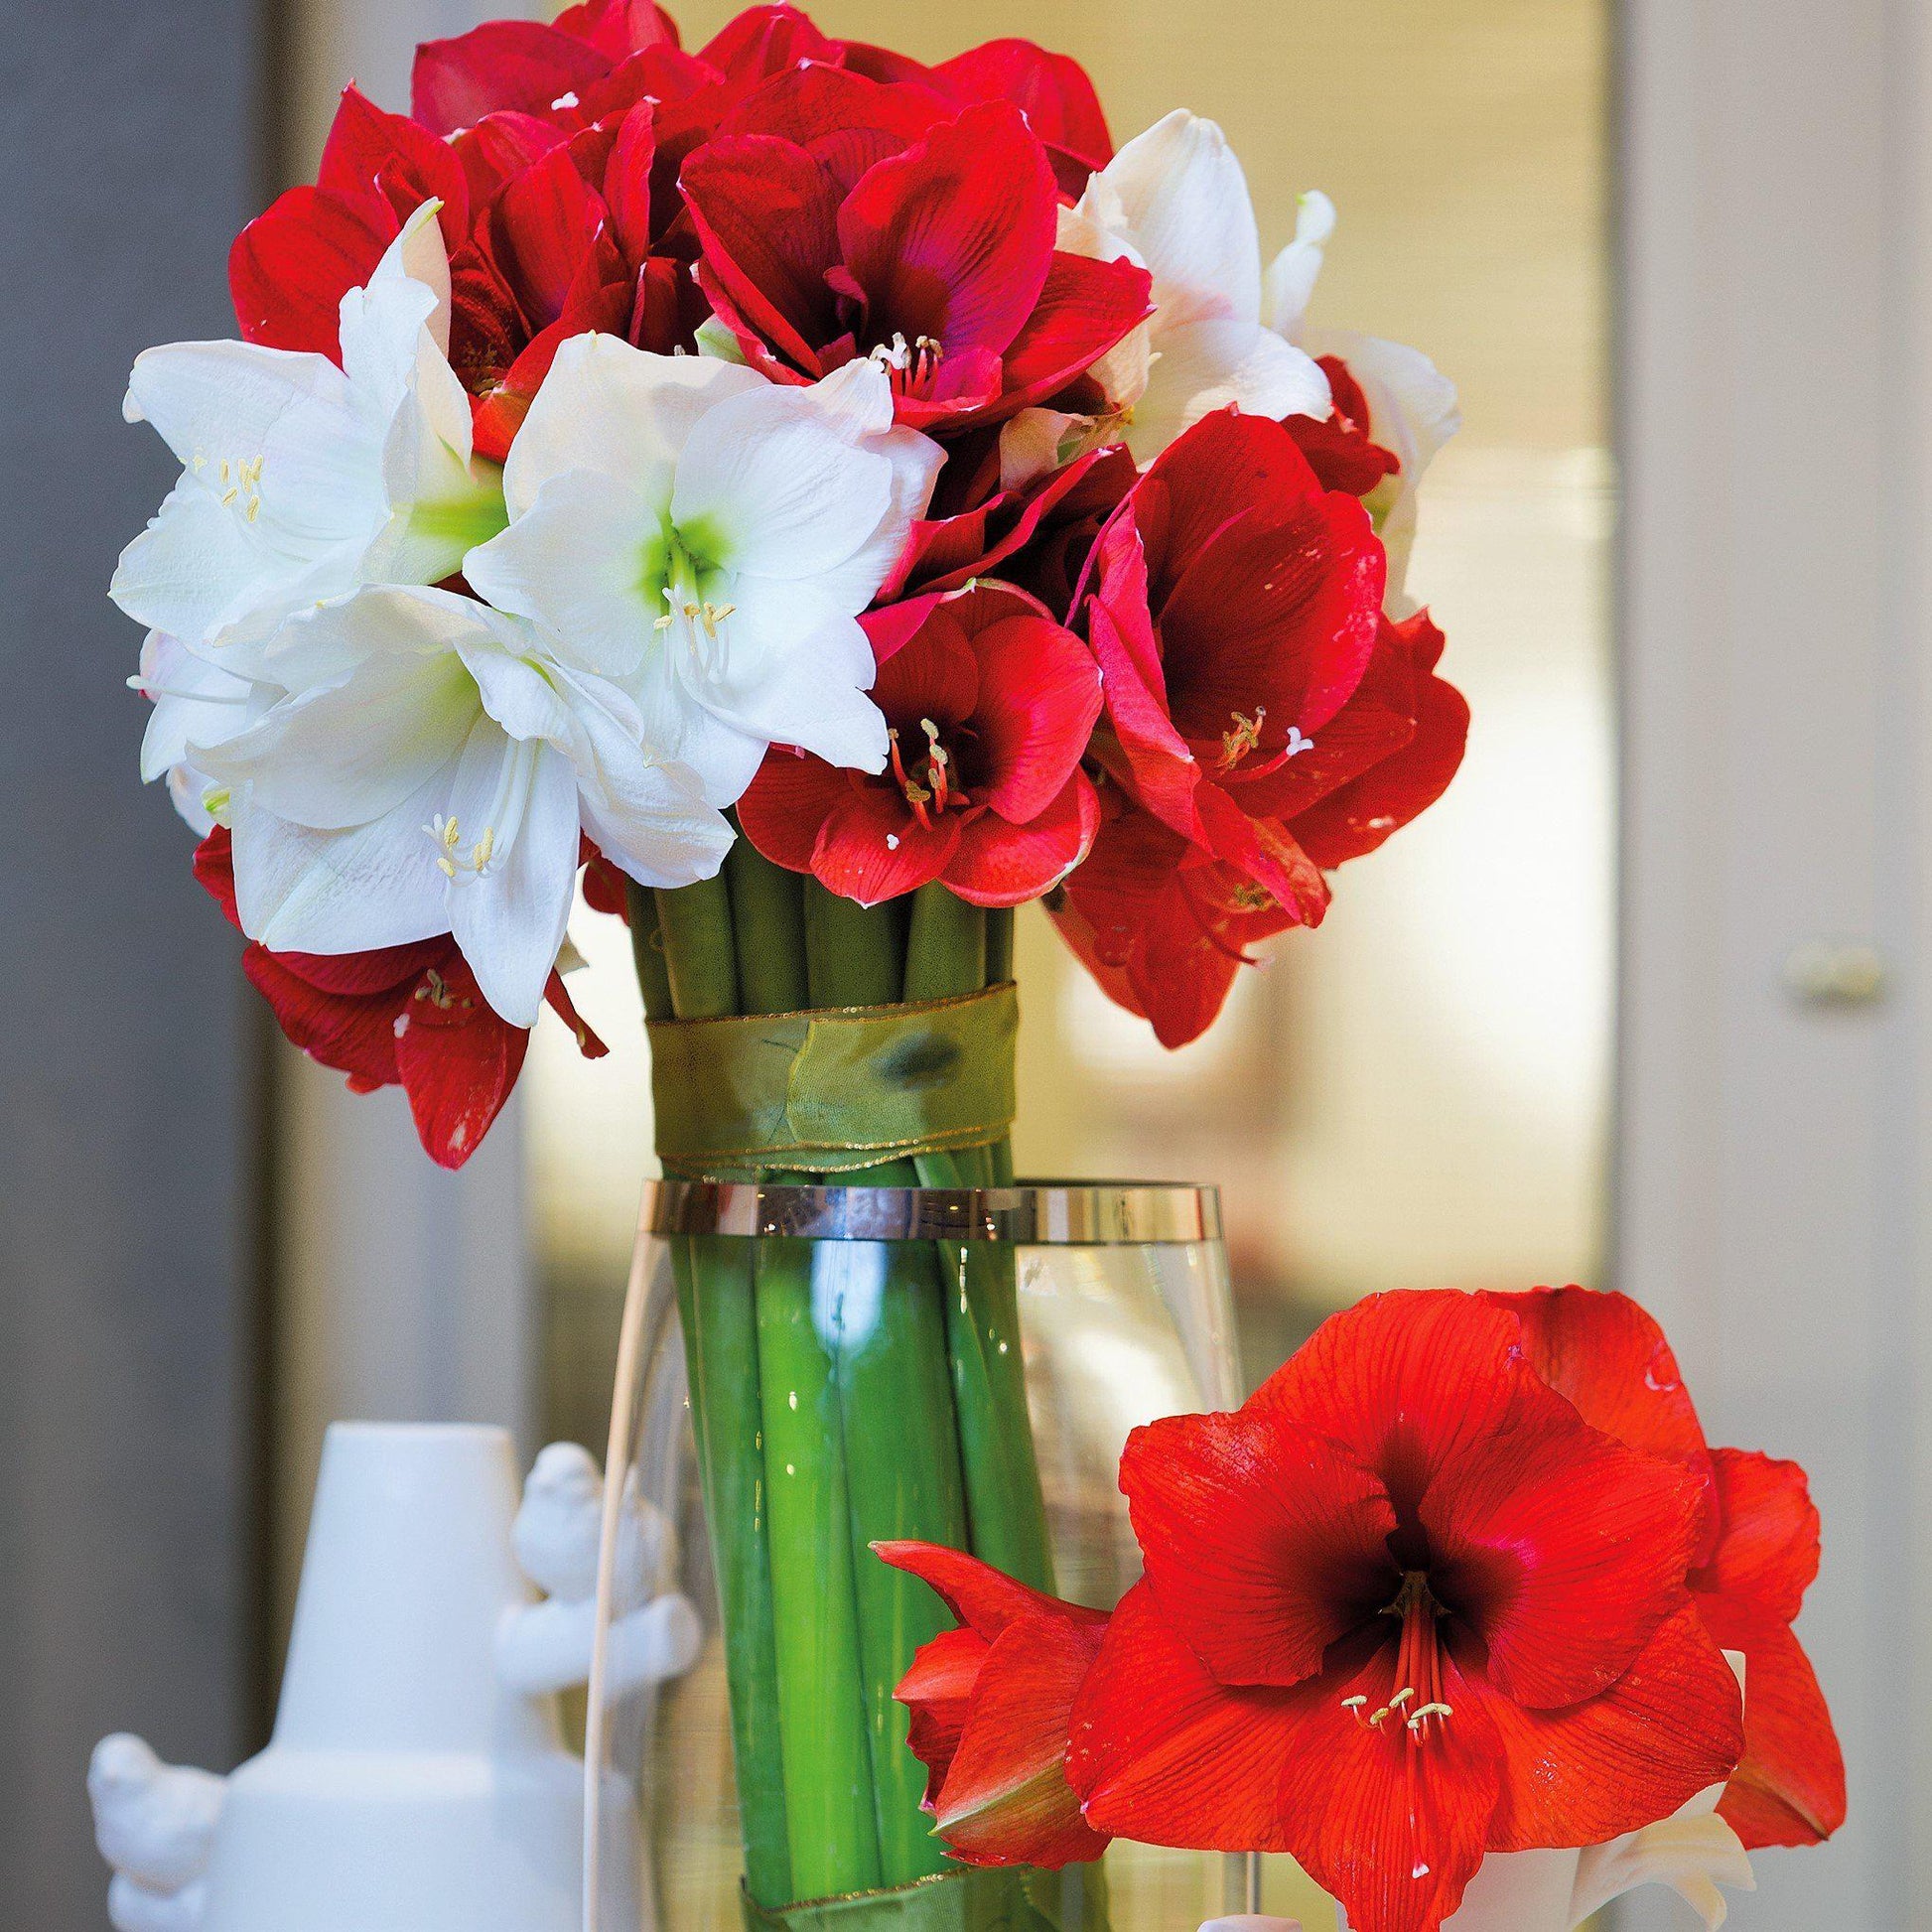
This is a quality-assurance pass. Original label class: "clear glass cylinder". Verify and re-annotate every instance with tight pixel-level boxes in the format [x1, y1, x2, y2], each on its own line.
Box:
[586, 1181, 1245, 1932]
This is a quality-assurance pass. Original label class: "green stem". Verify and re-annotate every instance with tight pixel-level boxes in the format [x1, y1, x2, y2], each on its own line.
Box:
[904, 887, 1054, 1592]
[727, 833, 810, 1014]
[985, 904, 1016, 986]
[650, 875, 793, 1905]
[655, 873, 738, 1020]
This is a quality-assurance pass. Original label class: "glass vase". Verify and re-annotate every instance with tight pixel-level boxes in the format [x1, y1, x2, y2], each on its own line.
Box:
[585, 1179, 1247, 1932]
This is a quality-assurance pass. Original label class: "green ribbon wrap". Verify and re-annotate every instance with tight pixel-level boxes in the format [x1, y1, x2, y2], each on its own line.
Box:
[648, 982, 1019, 1175]
[742, 1867, 1101, 1932]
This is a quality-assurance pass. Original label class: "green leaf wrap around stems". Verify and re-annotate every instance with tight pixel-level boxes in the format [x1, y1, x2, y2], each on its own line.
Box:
[636, 882, 793, 1908]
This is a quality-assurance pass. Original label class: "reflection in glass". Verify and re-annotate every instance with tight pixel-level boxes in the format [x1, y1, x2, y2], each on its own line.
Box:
[587, 1184, 1240, 1932]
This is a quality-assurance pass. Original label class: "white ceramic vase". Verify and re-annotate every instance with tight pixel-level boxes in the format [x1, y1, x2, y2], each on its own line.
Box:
[199, 1422, 640, 1932]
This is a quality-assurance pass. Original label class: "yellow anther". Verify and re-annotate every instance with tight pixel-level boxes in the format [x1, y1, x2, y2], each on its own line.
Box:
[1387, 1688, 1416, 1711]
[654, 613, 675, 630]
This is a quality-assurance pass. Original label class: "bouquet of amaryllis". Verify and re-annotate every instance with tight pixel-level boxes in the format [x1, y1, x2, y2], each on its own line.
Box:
[110, 1, 1466, 1921]
[883, 1288, 1846, 1932]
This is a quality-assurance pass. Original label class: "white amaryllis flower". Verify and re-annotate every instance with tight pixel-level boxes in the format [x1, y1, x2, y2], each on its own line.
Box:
[110, 202, 506, 651]
[1055, 109, 1330, 465]
[463, 340, 943, 807]
[191, 586, 732, 1027]
[1264, 193, 1461, 618]
[131, 628, 266, 835]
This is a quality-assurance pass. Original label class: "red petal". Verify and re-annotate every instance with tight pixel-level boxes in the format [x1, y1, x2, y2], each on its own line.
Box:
[411, 21, 612, 136]
[814, 781, 959, 905]
[1193, 787, 1329, 926]
[947, 771, 1099, 907]
[552, 0, 679, 61]
[488, 144, 608, 328]
[1252, 1291, 1536, 1513]
[1481, 1599, 1745, 1851]
[897, 1622, 989, 1805]
[393, 972, 529, 1169]
[680, 135, 842, 371]
[875, 1540, 1107, 1640]
[996, 251, 1153, 416]
[1421, 1401, 1706, 1709]
[930, 39, 1112, 172]
[1072, 1587, 1501, 1932]
[871, 602, 980, 726]
[1291, 669, 1468, 870]
[543, 970, 609, 1059]
[1086, 511, 1207, 841]
[736, 748, 854, 876]
[1483, 1286, 1717, 1553]
[1697, 1598, 1846, 1847]
[962, 608, 1102, 823]
[317, 84, 470, 236]
[934, 1611, 1111, 1867]
[192, 827, 240, 927]
[242, 948, 401, 1090]
[1158, 491, 1384, 741]
[471, 278, 632, 464]
[1120, 1407, 1399, 1688]
[698, 4, 840, 81]
[1696, 1448, 1821, 1623]
[836, 101, 1056, 358]
[228, 187, 389, 355]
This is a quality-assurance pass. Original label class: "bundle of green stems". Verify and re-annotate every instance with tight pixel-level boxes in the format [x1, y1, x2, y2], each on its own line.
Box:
[628, 837, 1054, 1908]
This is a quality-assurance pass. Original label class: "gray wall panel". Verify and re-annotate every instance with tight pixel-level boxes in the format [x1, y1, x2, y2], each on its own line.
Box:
[0, 0, 270, 1919]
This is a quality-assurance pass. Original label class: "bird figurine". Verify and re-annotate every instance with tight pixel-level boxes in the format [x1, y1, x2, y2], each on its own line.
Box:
[497, 1443, 701, 1700]
[87, 1733, 226, 1932]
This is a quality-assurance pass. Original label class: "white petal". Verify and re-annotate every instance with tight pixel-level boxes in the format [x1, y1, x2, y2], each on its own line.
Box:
[370, 199, 453, 355]
[550, 667, 736, 886]
[1127, 320, 1331, 465]
[627, 649, 768, 806]
[1261, 190, 1337, 342]
[444, 724, 582, 1028]
[465, 472, 661, 676]
[670, 386, 896, 580]
[202, 649, 478, 828]
[136, 631, 259, 781]
[503, 335, 764, 518]
[702, 594, 888, 770]
[794, 415, 945, 615]
[111, 477, 285, 642]
[795, 357, 897, 440]
[1085, 110, 1263, 328]
[1307, 326, 1459, 616]
[123, 339, 356, 483]
[231, 782, 451, 953]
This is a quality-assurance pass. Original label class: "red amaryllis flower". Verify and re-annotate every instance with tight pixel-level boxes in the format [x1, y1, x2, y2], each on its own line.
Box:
[1064, 1290, 1744, 1932]
[1052, 606, 1467, 1046]
[1048, 793, 1303, 1048]
[739, 584, 1103, 907]
[1488, 1286, 1846, 1850]
[193, 830, 604, 1169]
[876, 1540, 1110, 1867]
[879, 444, 1138, 622]
[839, 35, 1112, 194]
[1288, 355, 1402, 499]
[679, 85, 1150, 433]
[1080, 407, 1389, 921]
[232, 69, 713, 460]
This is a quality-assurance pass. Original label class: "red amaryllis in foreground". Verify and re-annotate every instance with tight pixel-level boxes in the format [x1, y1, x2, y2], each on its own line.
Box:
[739, 584, 1102, 907]
[680, 88, 1150, 432]
[1064, 1291, 1743, 1932]
[876, 1540, 1110, 1867]
[1489, 1286, 1846, 1850]
[193, 831, 605, 1169]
